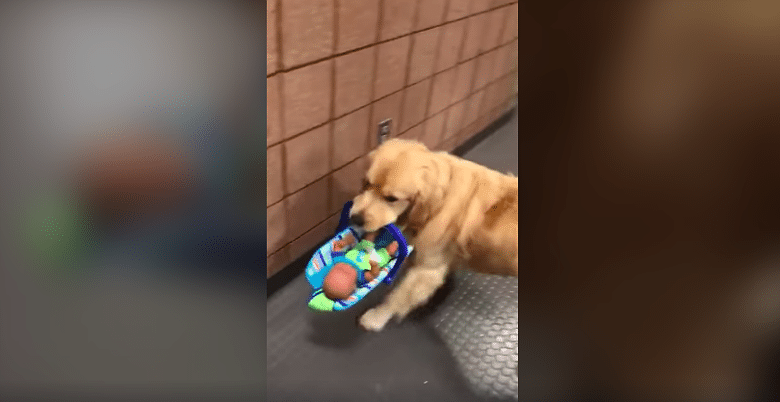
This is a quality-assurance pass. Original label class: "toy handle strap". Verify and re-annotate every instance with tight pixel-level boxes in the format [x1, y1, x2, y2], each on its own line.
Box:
[335, 202, 409, 284]
[383, 223, 408, 284]
[336, 201, 354, 234]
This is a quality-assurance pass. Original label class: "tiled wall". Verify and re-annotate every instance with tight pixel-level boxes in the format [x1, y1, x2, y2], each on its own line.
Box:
[267, 0, 519, 277]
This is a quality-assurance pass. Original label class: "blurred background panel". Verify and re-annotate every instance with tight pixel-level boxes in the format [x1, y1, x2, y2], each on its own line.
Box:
[0, 0, 264, 400]
[521, 0, 780, 400]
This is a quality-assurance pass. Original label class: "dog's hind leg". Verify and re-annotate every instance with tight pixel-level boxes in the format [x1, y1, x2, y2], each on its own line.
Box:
[359, 255, 451, 332]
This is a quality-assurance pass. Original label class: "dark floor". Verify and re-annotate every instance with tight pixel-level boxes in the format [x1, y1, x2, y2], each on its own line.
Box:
[266, 107, 519, 402]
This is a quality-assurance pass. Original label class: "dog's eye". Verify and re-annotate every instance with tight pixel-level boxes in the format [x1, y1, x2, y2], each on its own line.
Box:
[384, 195, 398, 202]
[362, 179, 371, 190]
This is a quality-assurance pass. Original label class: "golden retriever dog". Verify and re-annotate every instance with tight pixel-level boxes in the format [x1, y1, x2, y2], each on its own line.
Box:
[349, 139, 518, 331]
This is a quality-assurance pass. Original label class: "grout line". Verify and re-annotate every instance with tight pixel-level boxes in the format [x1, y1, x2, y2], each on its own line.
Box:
[375, 0, 383, 44]
[454, 7, 471, 72]
[424, 0, 449, 120]
[398, 119, 425, 138]
[275, 0, 284, 73]
[368, 0, 382, 147]
[333, 0, 340, 55]
[330, 2, 338, 125]
[267, 39, 516, 89]
[269, 119, 331, 149]
[495, 3, 510, 47]
[441, 0, 472, 144]
[274, 0, 291, 256]
[404, 0, 422, 89]
[265, 1, 515, 78]
[275, 0, 290, 233]
[328, 0, 340, 211]
[465, 52, 484, 101]
[397, 0, 422, 134]
[425, 0, 453, 145]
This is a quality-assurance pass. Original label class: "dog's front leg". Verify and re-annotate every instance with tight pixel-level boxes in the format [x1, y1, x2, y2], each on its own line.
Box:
[359, 253, 450, 332]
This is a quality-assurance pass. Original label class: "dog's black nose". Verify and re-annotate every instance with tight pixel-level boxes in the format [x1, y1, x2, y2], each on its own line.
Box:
[349, 214, 364, 227]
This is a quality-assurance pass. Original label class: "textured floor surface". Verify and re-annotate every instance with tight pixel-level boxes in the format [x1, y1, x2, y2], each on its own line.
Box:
[267, 108, 519, 402]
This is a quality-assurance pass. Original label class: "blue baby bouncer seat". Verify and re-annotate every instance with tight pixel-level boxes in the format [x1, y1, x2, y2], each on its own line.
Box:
[305, 201, 412, 311]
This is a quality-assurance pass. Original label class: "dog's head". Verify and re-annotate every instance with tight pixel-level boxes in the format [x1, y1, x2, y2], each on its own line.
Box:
[349, 139, 446, 232]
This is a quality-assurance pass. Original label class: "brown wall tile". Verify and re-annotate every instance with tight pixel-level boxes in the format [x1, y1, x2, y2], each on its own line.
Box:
[459, 121, 476, 143]
[374, 36, 410, 100]
[496, 74, 512, 109]
[284, 123, 330, 193]
[333, 105, 370, 168]
[493, 43, 511, 81]
[502, 74, 515, 103]
[493, 79, 507, 112]
[481, 8, 506, 53]
[283, 59, 332, 137]
[267, 144, 284, 206]
[510, 68, 518, 95]
[335, 47, 375, 117]
[469, 0, 492, 14]
[286, 176, 329, 240]
[400, 122, 424, 142]
[267, 246, 290, 277]
[474, 108, 492, 132]
[463, 89, 485, 127]
[420, 112, 445, 149]
[267, 200, 288, 254]
[408, 27, 441, 84]
[446, 0, 470, 22]
[435, 20, 467, 73]
[479, 80, 498, 117]
[415, 0, 446, 31]
[443, 100, 465, 140]
[487, 105, 502, 125]
[330, 156, 367, 213]
[400, 78, 431, 132]
[267, 0, 278, 75]
[461, 14, 488, 62]
[338, 0, 380, 53]
[440, 134, 458, 153]
[473, 50, 496, 90]
[288, 212, 339, 261]
[281, 0, 334, 68]
[460, 121, 478, 144]
[429, 68, 457, 116]
[451, 58, 476, 103]
[380, 0, 417, 41]
[267, 74, 283, 145]
[502, 3, 518, 44]
[500, 73, 514, 101]
[370, 90, 404, 148]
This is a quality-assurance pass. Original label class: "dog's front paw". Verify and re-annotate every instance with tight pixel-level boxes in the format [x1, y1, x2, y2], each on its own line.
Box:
[359, 307, 393, 332]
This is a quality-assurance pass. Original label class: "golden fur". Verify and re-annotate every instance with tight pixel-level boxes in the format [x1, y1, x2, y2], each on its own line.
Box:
[351, 139, 518, 331]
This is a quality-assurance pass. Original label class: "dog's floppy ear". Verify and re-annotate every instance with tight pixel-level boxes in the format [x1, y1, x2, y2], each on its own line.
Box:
[406, 159, 444, 230]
